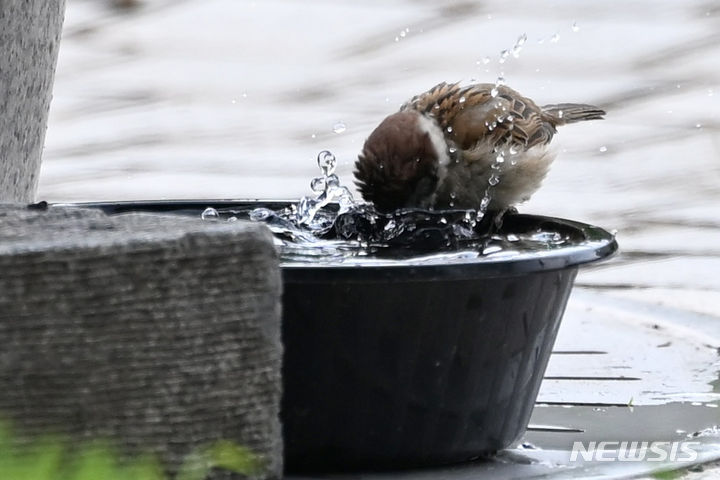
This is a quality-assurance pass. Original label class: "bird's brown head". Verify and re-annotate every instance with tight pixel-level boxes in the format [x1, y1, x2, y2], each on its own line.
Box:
[354, 111, 440, 212]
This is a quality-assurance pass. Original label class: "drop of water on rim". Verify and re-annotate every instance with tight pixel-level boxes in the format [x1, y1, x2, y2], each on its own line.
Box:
[249, 208, 272, 221]
[201, 207, 219, 220]
[332, 121, 347, 134]
[599, 146, 608, 153]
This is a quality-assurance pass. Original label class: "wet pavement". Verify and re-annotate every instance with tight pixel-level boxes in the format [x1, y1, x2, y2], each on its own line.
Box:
[38, 0, 720, 477]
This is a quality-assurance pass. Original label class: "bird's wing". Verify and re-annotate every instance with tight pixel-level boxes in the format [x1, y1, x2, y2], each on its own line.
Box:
[403, 82, 557, 155]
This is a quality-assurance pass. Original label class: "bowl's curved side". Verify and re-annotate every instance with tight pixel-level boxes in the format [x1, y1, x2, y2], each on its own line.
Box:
[281, 266, 578, 473]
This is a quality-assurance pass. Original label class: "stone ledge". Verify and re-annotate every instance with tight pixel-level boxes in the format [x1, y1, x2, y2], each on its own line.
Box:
[0, 205, 283, 479]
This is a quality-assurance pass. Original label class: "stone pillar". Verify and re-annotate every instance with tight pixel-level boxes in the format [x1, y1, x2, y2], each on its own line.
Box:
[0, 206, 283, 478]
[0, 1, 65, 203]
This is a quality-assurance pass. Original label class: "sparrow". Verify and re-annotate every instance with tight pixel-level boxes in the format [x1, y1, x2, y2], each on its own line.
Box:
[354, 82, 605, 215]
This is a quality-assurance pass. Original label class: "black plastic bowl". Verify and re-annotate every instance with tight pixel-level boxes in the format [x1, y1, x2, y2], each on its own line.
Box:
[75, 200, 617, 473]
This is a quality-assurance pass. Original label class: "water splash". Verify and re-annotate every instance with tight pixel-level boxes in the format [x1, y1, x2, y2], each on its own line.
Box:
[199, 151, 584, 263]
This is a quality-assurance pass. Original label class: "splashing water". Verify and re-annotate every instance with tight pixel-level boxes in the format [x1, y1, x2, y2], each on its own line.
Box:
[198, 151, 584, 263]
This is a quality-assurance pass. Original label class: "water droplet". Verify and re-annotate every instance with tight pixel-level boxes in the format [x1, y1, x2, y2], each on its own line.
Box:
[249, 208, 272, 221]
[310, 176, 327, 192]
[333, 121, 346, 134]
[482, 56, 491, 64]
[231, 99, 237, 104]
[450, 192, 456, 199]
[317, 150, 337, 175]
[696, 123, 703, 129]
[449, 146, 457, 153]
[509, 145, 519, 155]
[227, 216, 238, 222]
[499, 49, 509, 63]
[399, 29, 407, 38]
[550, 33, 560, 43]
[459, 96, 466, 103]
[516, 33, 527, 46]
[571, 22, 579, 32]
[201, 207, 219, 220]
[446, 126, 453, 133]
[310, 133, 316, 139]
[394, 36, 399, 42]
[489, 174, 500, 186]
[496, 76, 506, 86]
[326, 174, 340, 187]
[558, 110, 564, 118]
[480, 196, 491, 211]
[599, 146, 607, 153]
[496, 153, 505, 163]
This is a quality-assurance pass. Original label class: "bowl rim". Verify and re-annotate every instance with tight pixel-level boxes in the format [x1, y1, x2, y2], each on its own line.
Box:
[57, 199, 618, 281]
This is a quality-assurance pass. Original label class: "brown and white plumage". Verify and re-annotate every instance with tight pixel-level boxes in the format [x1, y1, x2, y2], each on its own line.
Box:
[354, 82, 605, 212]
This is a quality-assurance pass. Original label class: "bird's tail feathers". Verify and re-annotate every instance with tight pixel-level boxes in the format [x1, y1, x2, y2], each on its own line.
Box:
[542, 103, 606, 124]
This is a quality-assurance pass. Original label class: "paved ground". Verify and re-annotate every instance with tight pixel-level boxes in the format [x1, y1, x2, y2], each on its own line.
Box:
[38, 0, 720, 477]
